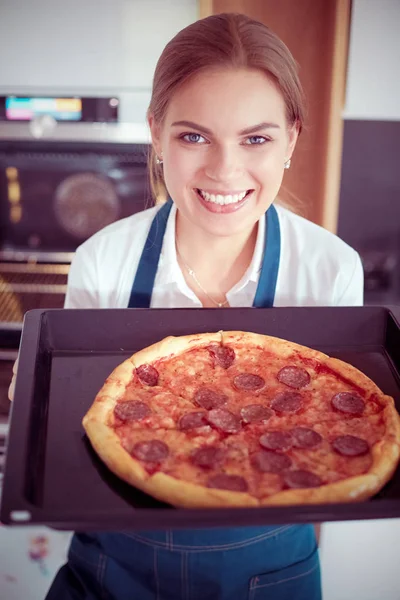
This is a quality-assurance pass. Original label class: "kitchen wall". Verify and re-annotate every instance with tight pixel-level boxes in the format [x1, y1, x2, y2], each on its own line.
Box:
[338, 0, 400, 304]
[0, 0, 198, 124]
[343, 0, 400, 122]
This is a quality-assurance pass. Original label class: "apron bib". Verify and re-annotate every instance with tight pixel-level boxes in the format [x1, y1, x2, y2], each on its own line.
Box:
[46, 200, 321, 600]
[128, 198, 281, 308]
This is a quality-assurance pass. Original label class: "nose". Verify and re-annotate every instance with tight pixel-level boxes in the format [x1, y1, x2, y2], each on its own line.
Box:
[204, 145, 243, 182]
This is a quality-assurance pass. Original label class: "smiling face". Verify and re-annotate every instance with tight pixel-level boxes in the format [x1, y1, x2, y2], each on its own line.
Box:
[149, 67, 298, 238]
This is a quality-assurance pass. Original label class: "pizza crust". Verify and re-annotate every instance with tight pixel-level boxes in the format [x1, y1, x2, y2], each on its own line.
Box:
[261, 436, 400, 506]
[95, 358, 135, 399]
[83, 416, 149, 483]
[83, 330, 400, 509]
[147, 472, 258, 508]
[221, 331, 330, 362]
[129, 332, 222, 370]
[324, 355, 389, 401]
[83, 412, 258, 508]
[223, 331, 397, 408]
[84, 398, 400, 507]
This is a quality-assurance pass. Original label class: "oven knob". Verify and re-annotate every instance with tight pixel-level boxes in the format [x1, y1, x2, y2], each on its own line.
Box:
[29, 114, 57, 139]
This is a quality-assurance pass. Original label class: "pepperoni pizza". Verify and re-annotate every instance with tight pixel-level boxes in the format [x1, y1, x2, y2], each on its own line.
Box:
[83, 331, 400, 507]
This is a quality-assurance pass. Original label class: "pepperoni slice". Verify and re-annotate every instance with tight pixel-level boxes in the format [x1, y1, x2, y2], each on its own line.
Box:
[209, 345, 235, 369]
[270, 391, 303, 413]
[332, 435, 369, 457]
[259, 431, 293, 451]
[132, 440, 169, 462]
[331, 392, 365, 415]
[251, 450, 292, 473]
[178, 411, 207, 431]
[277, 366, 310, 389]
[233, 373, 265, 391]
[208, 473, 248, 492]
[284, 470, 322, 489]
[114, 400, 151, 422]
[136, 364, 159, 387]
[240, 404, 273, 424]
[206, 409, 242, 433]
[191, 446, 224, 468]
[194, 387, 228, 410]
[291, 427, 322, 449]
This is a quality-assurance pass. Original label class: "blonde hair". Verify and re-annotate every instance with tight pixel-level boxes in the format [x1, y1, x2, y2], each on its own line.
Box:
[147, 12, 306, 209]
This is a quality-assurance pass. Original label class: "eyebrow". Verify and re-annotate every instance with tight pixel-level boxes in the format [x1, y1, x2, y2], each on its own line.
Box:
[171, 120, 280, 135]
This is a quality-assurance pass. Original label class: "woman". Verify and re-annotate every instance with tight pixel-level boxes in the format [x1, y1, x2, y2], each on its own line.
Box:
[12, 13, 363, 600]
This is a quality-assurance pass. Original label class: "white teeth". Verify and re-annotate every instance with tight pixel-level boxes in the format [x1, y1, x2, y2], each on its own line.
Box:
[198, 190, 248, 205]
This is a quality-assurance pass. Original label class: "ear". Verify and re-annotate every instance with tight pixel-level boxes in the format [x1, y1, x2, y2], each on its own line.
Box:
[285, 122, 300, 160]
[147, 112, 163, 157]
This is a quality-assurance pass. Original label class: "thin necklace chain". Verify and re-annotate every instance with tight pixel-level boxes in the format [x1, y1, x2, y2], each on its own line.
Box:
[176, 245, 229, 308]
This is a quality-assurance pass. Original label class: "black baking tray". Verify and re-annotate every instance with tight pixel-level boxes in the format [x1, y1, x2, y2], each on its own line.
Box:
[2, 306, 400, 530]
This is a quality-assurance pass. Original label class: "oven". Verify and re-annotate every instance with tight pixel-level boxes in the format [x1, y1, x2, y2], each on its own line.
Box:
[0, 138, 152, 326]
[0, 140, 151, 260]
[0, 118, 152, 434]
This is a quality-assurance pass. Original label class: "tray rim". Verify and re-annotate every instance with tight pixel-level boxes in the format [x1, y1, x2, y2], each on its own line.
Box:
[2, 304, 400, 529]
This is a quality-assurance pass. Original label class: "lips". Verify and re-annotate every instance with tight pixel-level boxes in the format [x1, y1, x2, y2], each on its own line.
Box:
[197, 189, 249, 205]
[195, 188, 253, 214]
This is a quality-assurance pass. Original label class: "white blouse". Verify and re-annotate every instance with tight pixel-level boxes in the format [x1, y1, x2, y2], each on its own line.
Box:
[64, 202, 363, 309]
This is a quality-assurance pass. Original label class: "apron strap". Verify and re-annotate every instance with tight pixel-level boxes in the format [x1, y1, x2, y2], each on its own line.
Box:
[128, 200, 281, 309]
[128, 199, 173, 308]
[252, 204, 281, 308]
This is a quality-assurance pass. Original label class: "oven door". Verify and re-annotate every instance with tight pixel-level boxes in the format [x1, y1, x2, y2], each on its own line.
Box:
[0, 142, 151, 261]
[0, 262, 68, 324]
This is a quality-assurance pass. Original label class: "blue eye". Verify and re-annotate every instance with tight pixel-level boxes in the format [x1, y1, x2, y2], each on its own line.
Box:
[245, 136, 269, 145]
[182, 133, 206, 144]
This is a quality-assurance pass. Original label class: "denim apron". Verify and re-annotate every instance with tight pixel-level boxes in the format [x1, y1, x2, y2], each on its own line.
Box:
[46, 200, 321, 600]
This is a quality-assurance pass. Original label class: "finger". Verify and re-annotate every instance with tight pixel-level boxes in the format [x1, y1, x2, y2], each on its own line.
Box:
[12, 356, 19, 376]
[8, 376, 16, 402]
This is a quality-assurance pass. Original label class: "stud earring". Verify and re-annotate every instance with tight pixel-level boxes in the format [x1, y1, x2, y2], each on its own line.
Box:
[156, 154, 163, 165]
[284, 158, 291, 170]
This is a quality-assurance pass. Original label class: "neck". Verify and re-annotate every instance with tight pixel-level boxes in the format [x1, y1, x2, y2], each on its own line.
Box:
[175, 209, 258, 299]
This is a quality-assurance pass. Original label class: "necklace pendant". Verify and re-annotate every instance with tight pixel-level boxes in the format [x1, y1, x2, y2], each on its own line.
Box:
[177, 246, 228, 309]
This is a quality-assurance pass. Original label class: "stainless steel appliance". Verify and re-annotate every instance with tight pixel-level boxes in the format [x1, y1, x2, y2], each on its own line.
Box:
[0, 139, 151, 327]
[0, 139, 151, 263]
[0, 104, 152, 427]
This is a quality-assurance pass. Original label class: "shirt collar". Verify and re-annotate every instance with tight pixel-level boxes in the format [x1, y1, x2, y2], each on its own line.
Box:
[156, 201, 266, 288]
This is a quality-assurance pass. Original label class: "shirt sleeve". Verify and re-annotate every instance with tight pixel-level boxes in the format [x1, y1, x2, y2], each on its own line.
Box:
[64, 245, 100, 309]
[335, 251, 364, 307]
